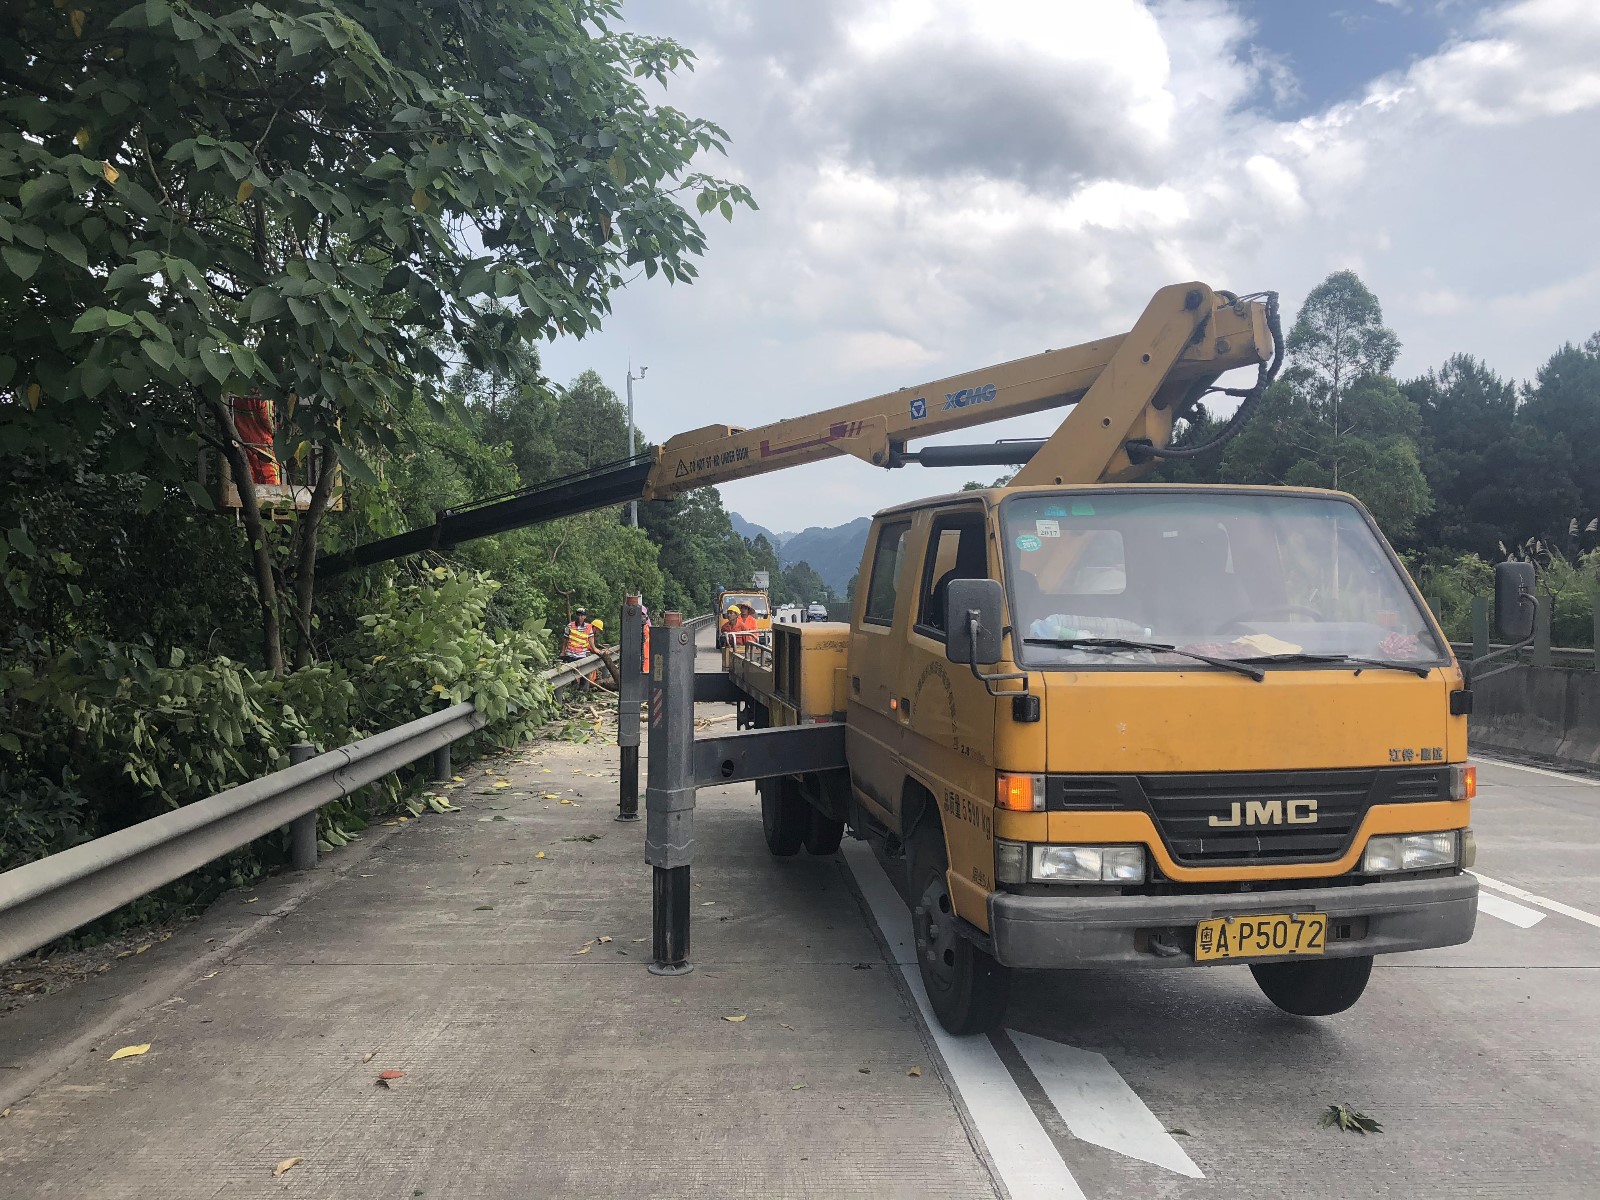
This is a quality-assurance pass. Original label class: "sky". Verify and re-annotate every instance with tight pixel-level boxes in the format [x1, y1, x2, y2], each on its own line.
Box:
[541, 0, 1600, 531]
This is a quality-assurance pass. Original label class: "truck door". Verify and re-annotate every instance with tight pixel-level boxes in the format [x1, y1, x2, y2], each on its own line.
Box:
[846, 516, 917, 826]
[901, 508, 999, 894]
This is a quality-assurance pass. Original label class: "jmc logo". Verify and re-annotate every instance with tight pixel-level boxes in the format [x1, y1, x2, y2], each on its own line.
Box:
[1208, 799, 1319, 828]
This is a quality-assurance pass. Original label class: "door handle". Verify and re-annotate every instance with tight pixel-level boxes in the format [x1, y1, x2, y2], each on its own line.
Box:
[851, 675, 861, 694]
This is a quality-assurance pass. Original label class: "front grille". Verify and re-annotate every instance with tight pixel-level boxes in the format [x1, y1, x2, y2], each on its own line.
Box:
[1143, 770, 1370, 865]
[1045, 767, 1449, 868]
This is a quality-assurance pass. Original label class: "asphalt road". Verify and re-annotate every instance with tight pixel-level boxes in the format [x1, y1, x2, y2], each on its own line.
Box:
[943, 753, 1600, 1199]
[1, 629, 1596, 1199]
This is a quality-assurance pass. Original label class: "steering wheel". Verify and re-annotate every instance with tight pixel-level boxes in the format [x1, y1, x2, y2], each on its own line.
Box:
[1217, 604, 1324, 636]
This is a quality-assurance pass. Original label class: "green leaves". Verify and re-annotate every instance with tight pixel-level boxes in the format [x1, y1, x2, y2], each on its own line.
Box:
[2, 245, 41, 281]
[1320, 1103, 1382, 1135]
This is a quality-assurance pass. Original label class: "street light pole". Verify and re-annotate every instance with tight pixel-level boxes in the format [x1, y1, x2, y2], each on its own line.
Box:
[626, 362, 648, 527]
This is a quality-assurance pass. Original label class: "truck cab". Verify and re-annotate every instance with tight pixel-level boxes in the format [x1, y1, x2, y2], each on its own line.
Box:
[834, 483, 1478, 1032]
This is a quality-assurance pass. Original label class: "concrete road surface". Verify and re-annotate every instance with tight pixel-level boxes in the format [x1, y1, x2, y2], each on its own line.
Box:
[2, 666, 1599, 1196]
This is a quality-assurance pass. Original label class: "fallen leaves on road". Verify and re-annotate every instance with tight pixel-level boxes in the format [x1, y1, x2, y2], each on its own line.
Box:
[1320, 1103, 1382, 1134]
[361, 1052, 377, 1064]
[475, 905, 494, 911]
[562, 834, 601, 843]
[597, 936, 613, 944]
[514, 879, 530, 885]
[722, 1014, 747, 1023]
[492, 781, 511, 789]
[272, 1156, 303, 1178]
[534, 851, 546, 859]
[376, 1070, 405, 1088]
[790, 1084, 807, 1091]
[574, 943, 593, 955]
[134, 944, 151, 953]
[779, 1023, 795, 1031]
[908, 1067, 922, 1077]
[243, 898, 259, 905]
[108, 1044, 150, 1060]
[1, 1107, 11, 1118]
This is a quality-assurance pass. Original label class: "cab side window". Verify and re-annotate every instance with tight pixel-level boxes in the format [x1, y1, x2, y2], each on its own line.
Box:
[917, 514, 988, 633]
[863, 521, 912, 626]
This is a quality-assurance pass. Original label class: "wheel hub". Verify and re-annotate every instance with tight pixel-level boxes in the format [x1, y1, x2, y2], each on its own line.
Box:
[915, 877, 958, 989]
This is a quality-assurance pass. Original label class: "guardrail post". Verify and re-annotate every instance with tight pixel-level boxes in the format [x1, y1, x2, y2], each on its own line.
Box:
[432, 744, 451, 783]
[1593, 594, 1599, 672]
[1534, 598, 1553, 668]
[288, 743, 318, 870]
[646, 611, 696, 976]
[1471, 596, 1489, 663]
[616, 594, 644, 823]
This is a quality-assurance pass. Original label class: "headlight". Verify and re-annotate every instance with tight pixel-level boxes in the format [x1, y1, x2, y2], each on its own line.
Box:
[1362, 831, 1459, 873]
[1030, 844, 1145, 883]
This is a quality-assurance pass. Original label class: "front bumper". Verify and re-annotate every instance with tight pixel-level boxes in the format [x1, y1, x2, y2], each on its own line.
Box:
[987, 873, 1478, 970]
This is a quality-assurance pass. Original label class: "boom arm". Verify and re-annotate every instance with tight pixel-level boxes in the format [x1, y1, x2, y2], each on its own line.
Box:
[645, 283, 1275, 497]
[321, 283, 1277, 576]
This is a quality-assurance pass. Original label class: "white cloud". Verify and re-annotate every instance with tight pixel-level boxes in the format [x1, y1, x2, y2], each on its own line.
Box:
[541, 0, 1600, 529]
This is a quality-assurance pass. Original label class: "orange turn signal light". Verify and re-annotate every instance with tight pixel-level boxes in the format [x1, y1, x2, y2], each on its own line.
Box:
[997, 773, 1045, 812]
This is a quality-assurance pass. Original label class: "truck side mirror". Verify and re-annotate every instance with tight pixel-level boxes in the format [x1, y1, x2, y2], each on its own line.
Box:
[945, 578, 1004, 666]
[1494, 561, 1536, 642]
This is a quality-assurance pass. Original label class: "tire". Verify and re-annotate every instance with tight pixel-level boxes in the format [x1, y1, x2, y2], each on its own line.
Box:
[1250, 955, 1373, 1016]
[908, 822, 1011, 1035]
[804, 803, 846, 855]
[760, 777, 806, 857]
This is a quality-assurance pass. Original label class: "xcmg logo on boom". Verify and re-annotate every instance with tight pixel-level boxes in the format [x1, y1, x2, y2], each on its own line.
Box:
[944, 383, 997, 410]
[1208, 799, 1319, 827]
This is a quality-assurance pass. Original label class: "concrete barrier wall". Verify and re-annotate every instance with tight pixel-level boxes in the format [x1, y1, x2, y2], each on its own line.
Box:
[1470, 665, 1600, 770]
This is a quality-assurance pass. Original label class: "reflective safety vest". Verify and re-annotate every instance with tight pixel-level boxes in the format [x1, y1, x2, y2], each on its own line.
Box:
[563, 620, 595, 656]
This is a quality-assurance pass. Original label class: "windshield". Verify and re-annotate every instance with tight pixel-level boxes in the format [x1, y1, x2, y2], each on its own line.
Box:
[1000, 490, 1447, 669]
[724, 593, 769, 616]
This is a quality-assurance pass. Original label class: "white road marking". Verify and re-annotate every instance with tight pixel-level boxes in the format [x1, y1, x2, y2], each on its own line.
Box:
[1009, 1031, 1203, 1179]
[1472, 871, 1600, 932]
[1475, 890, 1547, 928]
[1471, 755, 1600, 786]
[842, 841, 1087, 1200]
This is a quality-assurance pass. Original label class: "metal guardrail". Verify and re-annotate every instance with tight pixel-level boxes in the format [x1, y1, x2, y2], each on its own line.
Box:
[0, 651, 608, 965]
[1453, 643, 1596, 671]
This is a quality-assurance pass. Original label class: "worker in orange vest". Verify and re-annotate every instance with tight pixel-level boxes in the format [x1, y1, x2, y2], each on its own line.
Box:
[732, 603, 759, 647]
[561, 607, 598, 661]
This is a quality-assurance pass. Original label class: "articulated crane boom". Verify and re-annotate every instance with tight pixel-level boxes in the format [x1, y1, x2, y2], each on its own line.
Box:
[321, 283, 1279, 576]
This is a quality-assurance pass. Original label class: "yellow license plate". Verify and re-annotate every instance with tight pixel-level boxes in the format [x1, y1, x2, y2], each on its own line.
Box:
[1195, 912, 1327, 962]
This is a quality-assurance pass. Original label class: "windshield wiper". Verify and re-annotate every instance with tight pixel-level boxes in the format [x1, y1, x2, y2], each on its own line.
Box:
[1022, 637, 1265, 682]
[1231, 652, 1434, 678]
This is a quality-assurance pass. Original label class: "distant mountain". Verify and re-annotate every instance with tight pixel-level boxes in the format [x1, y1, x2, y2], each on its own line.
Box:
[776, 517, 872, 594]
[731, 512, 872, 593]
[729, 512, 791, 547]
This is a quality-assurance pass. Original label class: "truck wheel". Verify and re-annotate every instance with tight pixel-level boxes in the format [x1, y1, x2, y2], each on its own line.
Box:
[909, 823, 1011, 1035]
[759, 777, 806, 857]
[1250, 955, 1373, 1016]
[804, 807, 846, 856]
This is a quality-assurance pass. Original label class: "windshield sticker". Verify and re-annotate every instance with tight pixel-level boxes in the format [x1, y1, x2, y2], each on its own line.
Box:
[1042, 504, 1067, 517]
[1070, 501, 1096, 516]
[1015, 534, 1042, 552]
[1035, 519, 1060, 538]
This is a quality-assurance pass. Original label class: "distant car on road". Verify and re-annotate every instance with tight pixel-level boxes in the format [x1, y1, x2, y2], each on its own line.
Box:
[805, 603, 829, 621]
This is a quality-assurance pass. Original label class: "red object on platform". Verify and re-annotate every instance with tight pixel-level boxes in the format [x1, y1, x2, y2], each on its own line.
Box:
[230, 394, 281, 485]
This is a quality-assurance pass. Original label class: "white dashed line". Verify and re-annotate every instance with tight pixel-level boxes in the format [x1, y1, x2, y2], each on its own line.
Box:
[842, 840, 1087, 1200]
[1476, 890, 1547, 928]
[1009, 1030, 1203, 1179]
[1473, 871, 1600, 932]
[1471, 755, 1600, 786]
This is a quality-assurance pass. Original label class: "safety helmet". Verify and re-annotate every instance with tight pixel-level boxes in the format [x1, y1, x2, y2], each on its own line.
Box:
[726, 604, 739, 614]
[591, 619, 604, 631]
